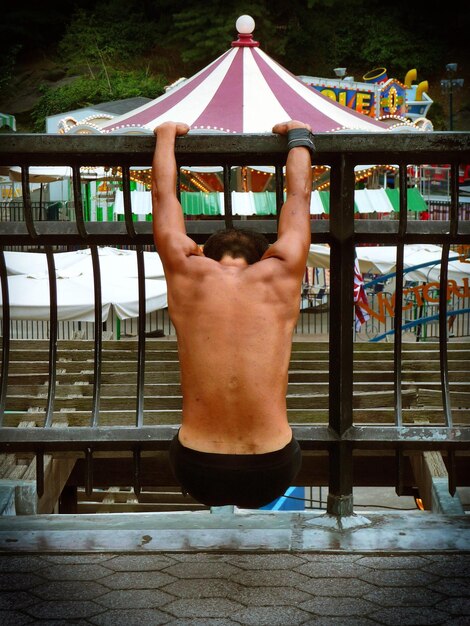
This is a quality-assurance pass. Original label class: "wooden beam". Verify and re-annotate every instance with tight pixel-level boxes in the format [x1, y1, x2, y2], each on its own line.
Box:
[17, 423, 79, 514]
[410, 451, 465, 514]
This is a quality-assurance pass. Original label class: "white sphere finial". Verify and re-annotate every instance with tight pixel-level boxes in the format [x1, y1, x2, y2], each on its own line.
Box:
[236, 15, 255, 34]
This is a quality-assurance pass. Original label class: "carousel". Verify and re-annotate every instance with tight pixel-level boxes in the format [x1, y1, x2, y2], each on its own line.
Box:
[57, 15, 426, 216]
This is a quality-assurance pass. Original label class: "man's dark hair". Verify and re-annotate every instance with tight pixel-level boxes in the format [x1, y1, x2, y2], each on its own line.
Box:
[203, 228, 269, 265]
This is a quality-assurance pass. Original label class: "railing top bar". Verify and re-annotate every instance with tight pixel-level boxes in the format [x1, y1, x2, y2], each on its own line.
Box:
[1, 219, 468, 248]
[1, 132, 469, 167]
[1, 425, 469, 453]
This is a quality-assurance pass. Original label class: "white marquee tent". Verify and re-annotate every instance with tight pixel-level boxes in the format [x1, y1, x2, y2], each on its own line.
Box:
[2, 247, 167, 322]
[308, 244, 470, 284]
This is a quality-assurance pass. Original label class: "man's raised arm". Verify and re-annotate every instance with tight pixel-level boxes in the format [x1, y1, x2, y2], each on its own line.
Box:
[151, 122, 203, 270]
[263, 121, 313, 278]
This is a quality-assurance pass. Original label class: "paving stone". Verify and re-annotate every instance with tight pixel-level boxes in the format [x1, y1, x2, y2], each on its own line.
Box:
[312, 617, 377, 626]
[164, 561, 240, 579]
[232, 605, 310, 625]
[429, 577, 470, 597]
[295, 559, 361, 578]
[231, 569, 310, 587]
[169, 617, 240, 626]
[299, 596, 376, 617]
[170, 553, 237, 563]
[165, 598, 243, 618]
[364, 586, 444, 607]
[226, 553, 306, 570]
[442, 617, 470, 625]
[358, 568, 438, 587]
[0, 610, 33, 625]
[357, 555, 428, 570]
[24, 600, 104, 620]
[421, 555, 470, 577]
[101, 570, 175, 589]
[40, 554, 114, 564]
[299, 555, 361, 567]
[96, 589, 174, 609]
[32, 580, 108, 601]
[103, 554, 176, 571]
[0, 591, 36, 610]
[370, 606, 447, 625]
[37, 563, 111, 581]
[297, 577, 375, 597]
[0, 555, 46, 572]
[435, 597, 470, 616]
[236, 585, 312, 606]
[89, 608, 171, 625]
[33, 621, 91, 626]
[0, 572, 44, 591]
[162, 578, 242, 599]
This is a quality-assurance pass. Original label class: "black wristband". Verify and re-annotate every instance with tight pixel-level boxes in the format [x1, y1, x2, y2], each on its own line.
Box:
[287, 128, 315, 157]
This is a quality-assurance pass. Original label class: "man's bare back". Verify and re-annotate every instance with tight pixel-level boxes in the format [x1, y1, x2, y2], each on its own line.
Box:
[152, 121, 313, 458]
[152, 121, 313, 463]
[168, 249, 302, 454]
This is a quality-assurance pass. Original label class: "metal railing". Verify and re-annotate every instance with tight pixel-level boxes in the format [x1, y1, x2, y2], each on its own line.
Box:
[0, 131, 469, 515]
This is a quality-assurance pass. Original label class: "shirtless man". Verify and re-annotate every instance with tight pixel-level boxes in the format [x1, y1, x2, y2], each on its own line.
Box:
[152, 120, 314, 508]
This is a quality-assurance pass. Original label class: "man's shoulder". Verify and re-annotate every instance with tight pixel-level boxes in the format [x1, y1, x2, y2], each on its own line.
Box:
[248, 256, 295, 284]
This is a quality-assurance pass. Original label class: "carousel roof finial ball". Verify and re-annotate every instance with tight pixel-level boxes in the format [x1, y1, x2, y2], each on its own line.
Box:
[236, 15, 255, 34]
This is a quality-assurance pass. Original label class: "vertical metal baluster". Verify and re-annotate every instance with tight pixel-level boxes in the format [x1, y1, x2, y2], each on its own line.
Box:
[90, 246, 102, 427]
[448, 449, 457, 496]
[394, 165, 408, 428]
[21, 166, 38, 239]
[72, 165, 88, 239]
[449, 162, 459, 238]
[122, 166, 136, 238]
[36, 451, 45, 498]
[136, 246, 146, 428]
[44, 246, 57, 428]
[395, 449, 404, 496]
[223, 165, 233, 229]
[448, 160, 460, 355]
[439, 162, 458, 430]
[0, 249, 10, 421]
[85, 447, 93, 498]
[275, 164, 284, 227]
[133, 448, 141, 497]
[439, 239, 452, 428]
[327, 155, 355, 516]
[176, 169, 181, 202]
[439, 164, 458, 427]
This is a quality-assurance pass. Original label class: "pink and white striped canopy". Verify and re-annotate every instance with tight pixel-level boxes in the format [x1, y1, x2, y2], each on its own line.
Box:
[101, 25, 388, 135]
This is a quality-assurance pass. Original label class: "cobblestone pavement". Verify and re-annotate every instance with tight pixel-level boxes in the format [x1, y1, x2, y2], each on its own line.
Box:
[1, 552, 469, 625]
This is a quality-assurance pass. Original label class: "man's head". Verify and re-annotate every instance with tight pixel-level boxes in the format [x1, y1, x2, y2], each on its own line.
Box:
[203, 228, 269, 265]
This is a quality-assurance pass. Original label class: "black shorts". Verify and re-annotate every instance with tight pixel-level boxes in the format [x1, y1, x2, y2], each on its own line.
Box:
[169, 434, 302, 508]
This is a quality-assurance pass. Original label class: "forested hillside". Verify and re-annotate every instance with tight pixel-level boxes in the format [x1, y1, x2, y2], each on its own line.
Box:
[1, 0, 468, 131]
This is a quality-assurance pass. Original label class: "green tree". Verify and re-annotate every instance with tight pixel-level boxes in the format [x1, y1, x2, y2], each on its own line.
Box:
[59, 2, 160, 81]
[31, 70, 166, 132]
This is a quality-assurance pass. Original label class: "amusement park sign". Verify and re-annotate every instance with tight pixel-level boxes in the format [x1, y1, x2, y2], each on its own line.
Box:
[362, 278, 470, 324]
[300, 68, 409, 120]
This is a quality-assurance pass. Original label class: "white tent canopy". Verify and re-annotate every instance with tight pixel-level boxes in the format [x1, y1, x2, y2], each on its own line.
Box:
[113, 188, 395, 216]
[2, 247, 167, 322]
[354, 189, 394, 214]
[308, 244, 470, 283]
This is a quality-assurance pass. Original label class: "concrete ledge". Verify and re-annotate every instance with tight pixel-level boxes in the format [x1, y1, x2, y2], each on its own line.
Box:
[0, 479, 37, 515]
[0, 510, 469, 553]
[0, 485, 15, 515]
